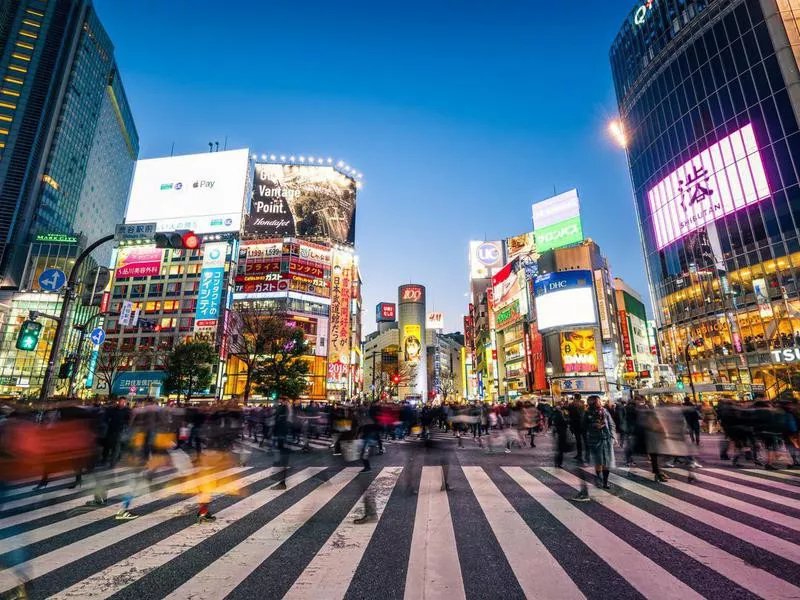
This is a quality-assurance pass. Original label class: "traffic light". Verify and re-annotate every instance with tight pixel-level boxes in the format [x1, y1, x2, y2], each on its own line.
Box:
[58, 359, 75, 379]
[269, 390, 278, 401]
[15, 320, 42, 351]
[154, 229, 201, 250]
[391, 373, 401, 385]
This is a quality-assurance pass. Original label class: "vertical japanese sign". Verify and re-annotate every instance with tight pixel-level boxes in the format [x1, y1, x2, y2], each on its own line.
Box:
[619, 309, 634, 372]
[328, 248, 354, 369]
[195, 242, 227, 333]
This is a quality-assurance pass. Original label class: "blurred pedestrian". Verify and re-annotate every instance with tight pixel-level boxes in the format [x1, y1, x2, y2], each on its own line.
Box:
[583, 395, 615, 489]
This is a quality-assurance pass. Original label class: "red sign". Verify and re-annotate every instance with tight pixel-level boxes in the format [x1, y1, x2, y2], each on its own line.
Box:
[377, 302, 396, 322]
[529, 323, 546, 392]
[289, 260, 324, 279]
[327, 361, 347, 381]
[115, 247, 164, 279]
[619, 310, 633, 359]
[245, 259, 281, 274]
[399, 284, 425, 304]
[100, 291, 110, 313]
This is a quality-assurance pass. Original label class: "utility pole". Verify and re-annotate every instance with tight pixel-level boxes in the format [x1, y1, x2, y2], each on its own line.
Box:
[40, 234, 114, 402]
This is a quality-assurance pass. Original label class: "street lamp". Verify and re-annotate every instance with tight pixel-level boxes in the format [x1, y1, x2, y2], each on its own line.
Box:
[608, 119, 628, 148]
[545, 361, 555, 404]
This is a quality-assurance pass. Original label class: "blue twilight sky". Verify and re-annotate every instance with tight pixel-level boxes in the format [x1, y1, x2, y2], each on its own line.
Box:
[95, 0, 647, 334]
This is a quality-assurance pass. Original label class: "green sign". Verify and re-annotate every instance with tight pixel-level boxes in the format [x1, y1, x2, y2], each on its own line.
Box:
[495, 299, 521, 329]
[15, 320, 42, 351]
[34, 233, 79, 244]
[534, 215, 583, 252]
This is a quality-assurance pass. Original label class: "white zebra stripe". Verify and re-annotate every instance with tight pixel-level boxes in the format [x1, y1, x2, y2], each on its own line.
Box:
[546, 468, 800, 600]
[663, 468, 800, 510]
[704, 468, 800, 494]
[163, 468, 361, 600]
[503, 467, 703, 600]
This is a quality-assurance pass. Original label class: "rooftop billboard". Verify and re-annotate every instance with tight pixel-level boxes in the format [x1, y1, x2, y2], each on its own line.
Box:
[125, 149, 250, 234]
[246, 164, 357, 245]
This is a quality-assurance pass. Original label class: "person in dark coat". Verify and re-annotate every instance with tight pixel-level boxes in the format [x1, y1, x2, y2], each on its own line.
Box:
[552, 401, 572, 468]
[568, 394, 588, 464]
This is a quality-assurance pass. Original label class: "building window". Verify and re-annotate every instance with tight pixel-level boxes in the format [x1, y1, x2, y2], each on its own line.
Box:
[166, 283, 181, 296]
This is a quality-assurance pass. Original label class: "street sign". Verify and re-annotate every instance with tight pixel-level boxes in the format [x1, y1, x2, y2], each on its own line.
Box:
[129, 386, 137, 395]
[38, 268, 66, 292]
[115, 222, 157, 242]
[89, 327, 106, 346]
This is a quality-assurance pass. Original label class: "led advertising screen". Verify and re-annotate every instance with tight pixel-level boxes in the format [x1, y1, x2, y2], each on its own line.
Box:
[114, 247, 164, 279]
[469, 240, 503, 279]
[647, 123, 770, 250]
[125, 148, 250, 233]
[534, 270, 596, 331]
[560, 330, 598, 373]
[403, 324, 422, 365]
[195, 242, 228, 333]
[246, 164, 357, 245]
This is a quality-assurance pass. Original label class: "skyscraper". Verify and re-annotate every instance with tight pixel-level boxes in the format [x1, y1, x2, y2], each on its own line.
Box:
[0, 0, 138, 286]
[0, 0, 138, 397]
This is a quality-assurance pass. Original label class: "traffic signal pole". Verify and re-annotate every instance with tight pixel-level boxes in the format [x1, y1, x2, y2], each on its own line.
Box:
[40, 234, 114, 402]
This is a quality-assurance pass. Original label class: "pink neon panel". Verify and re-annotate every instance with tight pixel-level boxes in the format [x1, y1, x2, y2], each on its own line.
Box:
[648, 123, 771, 250]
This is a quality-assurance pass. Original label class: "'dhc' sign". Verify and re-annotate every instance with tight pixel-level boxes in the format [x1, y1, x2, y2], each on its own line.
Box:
[399, 284, 425, 305]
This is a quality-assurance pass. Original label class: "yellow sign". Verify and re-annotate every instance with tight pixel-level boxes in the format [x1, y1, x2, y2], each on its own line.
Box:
[403, 324, 422, 365]
[560, 330, 598, 373]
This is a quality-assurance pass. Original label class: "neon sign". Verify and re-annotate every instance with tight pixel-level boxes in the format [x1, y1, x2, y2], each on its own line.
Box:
[647, 123, 770, 251]
[634, 0, 655, 26]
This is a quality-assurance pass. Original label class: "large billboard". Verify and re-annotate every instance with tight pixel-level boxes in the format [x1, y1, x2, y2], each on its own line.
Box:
[115, 247, 164, 279]
[234, 240, 330, 299]
[492, 263, 528, 330]
[125, 149, 250, 233]
[426, 312, 444, 331]
[532, 189, 583, 252]
[560, 330, 598, 373]
[534, 270, 596, 331]
[469, 240, 503, 279]
[246, 164, 357, 245]
[647, 123, 770, 250]
[403, 324, 422, 365]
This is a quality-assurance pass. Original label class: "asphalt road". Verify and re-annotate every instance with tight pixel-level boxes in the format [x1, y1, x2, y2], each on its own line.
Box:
[1, 429, 799, 600]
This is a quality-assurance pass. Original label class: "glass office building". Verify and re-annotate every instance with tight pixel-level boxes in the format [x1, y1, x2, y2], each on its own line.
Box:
[611, 0, 800, 397]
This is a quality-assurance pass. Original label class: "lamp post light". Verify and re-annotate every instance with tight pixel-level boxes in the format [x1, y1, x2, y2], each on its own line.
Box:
[545, 361, 555, 404]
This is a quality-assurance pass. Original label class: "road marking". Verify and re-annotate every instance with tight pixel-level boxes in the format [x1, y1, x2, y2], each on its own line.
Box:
[404, 466, 465, 600]
[504, 467, 703, 600]
[0, 468, 199, 532]
[163, 468, 361, 600]
[0, 466, 254, 594]
[743, 469, 800, 482]
[0, 467, 136, 501]
[50, 467, 323, 600]
[702, 468, 800, 494]
[546, 468, 800, 600]
[603, 470, 800, 564]
[284, 467, 402, 600]
[664, 468, 800, 509]
[463, 467, 584, 600]
[630, 468, 800, 531]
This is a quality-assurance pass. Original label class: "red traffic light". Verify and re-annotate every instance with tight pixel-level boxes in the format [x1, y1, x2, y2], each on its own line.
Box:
[181, 231, 200, 250]
[391, 374, 400, 384]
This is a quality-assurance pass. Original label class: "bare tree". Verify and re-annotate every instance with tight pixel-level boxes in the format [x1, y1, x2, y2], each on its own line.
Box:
[228, 306, 295, 403]
[95, 344, 136, 395]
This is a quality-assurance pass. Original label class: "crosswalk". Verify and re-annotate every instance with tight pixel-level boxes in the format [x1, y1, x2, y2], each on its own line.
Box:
[1, 461, 799, 599]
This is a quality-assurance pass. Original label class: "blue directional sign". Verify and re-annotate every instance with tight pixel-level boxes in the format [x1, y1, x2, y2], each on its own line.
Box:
[89, 327, 106, 346]
[38, 268, 66, 292]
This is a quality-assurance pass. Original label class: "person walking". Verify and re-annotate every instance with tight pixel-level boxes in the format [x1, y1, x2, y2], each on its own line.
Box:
[683, 397, 702, 446]
[568, 394, 588, 464]
[583, 395, 616, 489]
[552, 401, 572, 468]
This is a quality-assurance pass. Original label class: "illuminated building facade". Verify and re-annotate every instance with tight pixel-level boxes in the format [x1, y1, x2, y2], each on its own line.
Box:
[611, 0, 800, 397]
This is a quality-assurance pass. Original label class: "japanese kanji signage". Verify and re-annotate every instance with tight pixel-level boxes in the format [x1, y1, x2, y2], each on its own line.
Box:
[194, 242, 227, 333]
[115, 247, 164, 279]
[328, 248, 354, 367]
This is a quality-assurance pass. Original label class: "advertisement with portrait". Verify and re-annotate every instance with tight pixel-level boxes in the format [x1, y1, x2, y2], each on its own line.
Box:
[534, 270, 597, 331]
[560, 330, 599, 373]
[753, 277, 774, 318]
[246, 164, 357, 245]
[115, 247, 164, 279]
[328, 248, 354, 368]
[403, 324, 422, 365]
[125, 148, 250, 233]
[505, 232, 536, 261]
[469, 240, 503, 279]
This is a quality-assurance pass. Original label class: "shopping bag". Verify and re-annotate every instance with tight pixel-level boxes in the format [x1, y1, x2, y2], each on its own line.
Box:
[341, 439, 365, 462]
